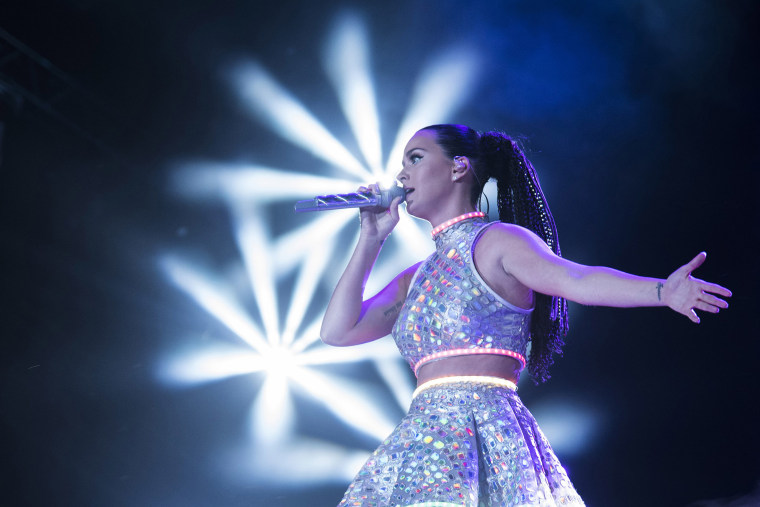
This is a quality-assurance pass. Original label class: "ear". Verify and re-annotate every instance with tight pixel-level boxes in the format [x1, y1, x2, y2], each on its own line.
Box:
[451, 156, 472, 181]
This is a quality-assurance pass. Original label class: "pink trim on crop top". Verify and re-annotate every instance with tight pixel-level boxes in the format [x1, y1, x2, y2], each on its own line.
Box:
[413, 348, 527, 377]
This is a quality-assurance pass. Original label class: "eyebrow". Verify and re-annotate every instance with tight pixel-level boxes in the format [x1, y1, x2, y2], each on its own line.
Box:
[402, 147, 426, 165]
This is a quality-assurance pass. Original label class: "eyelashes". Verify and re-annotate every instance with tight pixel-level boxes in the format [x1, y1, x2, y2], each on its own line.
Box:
[400, 151, 422, 171]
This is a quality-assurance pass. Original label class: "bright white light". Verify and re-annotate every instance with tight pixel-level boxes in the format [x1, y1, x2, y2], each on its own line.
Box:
[231, 205, 280, 344]
[162, 11, 483, 488]
[157, 345, 266, 387]
[324, 11, 383, 174]
[289, 367, 397, 441]
[297, 337, 401, 365]
[280, 234, 338, 345]
[385, 46, 481, 174]
[374, 357, 416, 412]
[232, 62, 371, 180]
[530, 399, 602, 456]
[251, 373, 294, 448]
[272, 211, 356, 277]
[219, 437, 371, 485]
[160, 255, 269, 351]
[171, 164, 356, 204]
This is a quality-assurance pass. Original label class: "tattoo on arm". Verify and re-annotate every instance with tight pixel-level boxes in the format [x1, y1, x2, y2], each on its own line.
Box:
[656, 282, 664, 302]
[383, 301, 403, 318]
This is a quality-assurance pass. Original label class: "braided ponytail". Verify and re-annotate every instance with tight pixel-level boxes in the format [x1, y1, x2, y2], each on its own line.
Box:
[420, 125, 568, 383]
[479, 131, 568, 383]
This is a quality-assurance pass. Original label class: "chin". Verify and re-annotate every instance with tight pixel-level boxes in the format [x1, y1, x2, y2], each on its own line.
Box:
[405, 206, 429, 222]
[404, 201, 420, 218]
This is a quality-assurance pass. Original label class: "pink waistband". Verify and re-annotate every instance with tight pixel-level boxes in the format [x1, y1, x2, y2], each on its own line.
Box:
[413, 348, 527, 377]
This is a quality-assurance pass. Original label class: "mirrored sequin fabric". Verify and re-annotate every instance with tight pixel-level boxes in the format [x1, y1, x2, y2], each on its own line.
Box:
[391, 217, 532, 374]
[338, 378, 584, 506]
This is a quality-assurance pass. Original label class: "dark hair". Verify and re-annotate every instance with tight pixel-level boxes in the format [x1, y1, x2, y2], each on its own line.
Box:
[421, 124, 569, 384]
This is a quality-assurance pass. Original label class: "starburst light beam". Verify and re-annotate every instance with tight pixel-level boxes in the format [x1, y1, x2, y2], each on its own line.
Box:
[221, 438, 372, 485]
[160, 255, 270, 351]
[385, 47, 481, 174]
[324, 227, 362, 291]
[298, 338, 401, 365]
[251, 373, 295, 448]
[530, 400, 601, 456]
[231, 205, 280, 344]
[324, 12, 383, 175]
[157, 345, 267, 387]
[290, 367, 397, 441]
[172, 164, 357, 203]
[273, 211, 356, 278]
[360, 218, 433, 297]
[281, 236, 338, 345]
[233, 62, 372, 181]
[374, 358, 416, 412]
[289, 317, 326, 354]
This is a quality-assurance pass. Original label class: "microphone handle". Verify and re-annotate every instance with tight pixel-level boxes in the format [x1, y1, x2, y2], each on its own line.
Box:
[294, 186, 405, 213]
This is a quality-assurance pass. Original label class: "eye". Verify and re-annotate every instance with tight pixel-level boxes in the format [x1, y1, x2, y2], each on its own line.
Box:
[410, 154, 422, 164]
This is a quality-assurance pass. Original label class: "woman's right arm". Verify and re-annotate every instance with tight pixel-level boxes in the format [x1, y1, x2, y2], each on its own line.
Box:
[320, 190, 412, 346]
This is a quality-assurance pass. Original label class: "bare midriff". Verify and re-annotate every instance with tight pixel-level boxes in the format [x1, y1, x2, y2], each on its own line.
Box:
[416, 354, 522, 386]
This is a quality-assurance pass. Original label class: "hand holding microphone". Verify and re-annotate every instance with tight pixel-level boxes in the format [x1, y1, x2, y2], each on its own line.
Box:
[356, 183, 404, 242]
[293, 184, 406, 212]
[294, 183, 405, 243]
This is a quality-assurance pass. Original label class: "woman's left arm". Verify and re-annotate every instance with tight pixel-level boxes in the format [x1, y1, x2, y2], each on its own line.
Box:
[496, 224, 732, 323]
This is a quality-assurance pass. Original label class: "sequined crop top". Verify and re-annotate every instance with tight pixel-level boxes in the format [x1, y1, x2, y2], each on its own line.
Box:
[391, 213, 533, 377]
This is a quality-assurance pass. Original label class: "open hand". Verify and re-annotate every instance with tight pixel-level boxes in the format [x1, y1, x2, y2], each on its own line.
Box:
[663, 252, 732, 323]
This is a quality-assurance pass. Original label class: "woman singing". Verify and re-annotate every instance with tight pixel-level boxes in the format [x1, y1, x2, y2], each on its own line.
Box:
[320, 124, 731, 506]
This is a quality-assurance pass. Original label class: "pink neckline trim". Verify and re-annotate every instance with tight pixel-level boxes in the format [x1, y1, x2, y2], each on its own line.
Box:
[430, 211, 486, 238]
[413, 348, 527, 377]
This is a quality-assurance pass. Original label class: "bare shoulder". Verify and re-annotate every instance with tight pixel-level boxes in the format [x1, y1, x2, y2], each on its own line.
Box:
[476, 222, 556, 279]
[478, 222, 544, 250]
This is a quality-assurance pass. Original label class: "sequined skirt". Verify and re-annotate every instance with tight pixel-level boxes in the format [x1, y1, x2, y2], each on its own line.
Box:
[338, 376, 584, 507]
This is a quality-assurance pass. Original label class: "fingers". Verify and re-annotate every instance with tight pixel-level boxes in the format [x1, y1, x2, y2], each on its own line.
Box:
[693, 301, 721, 314]
[687, 309, 700, 324]
[699, 280, 732, 298]
[684, 251, 707, 274]
[699, 291, 729, 309]
[388, 196, 402, 221]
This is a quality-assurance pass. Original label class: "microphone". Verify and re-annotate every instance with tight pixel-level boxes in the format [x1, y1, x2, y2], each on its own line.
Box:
[294, 185, 406, 212]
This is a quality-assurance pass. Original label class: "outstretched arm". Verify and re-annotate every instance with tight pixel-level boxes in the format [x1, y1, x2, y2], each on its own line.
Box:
[495, 224, 731, 323]
[320, 188, 411, 346]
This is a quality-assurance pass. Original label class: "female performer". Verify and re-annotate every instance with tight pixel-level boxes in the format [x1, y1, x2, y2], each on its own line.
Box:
[320, 124, 731, 506]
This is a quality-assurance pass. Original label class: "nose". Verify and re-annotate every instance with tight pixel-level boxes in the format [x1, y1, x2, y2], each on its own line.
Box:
[396, 166, 408, 183]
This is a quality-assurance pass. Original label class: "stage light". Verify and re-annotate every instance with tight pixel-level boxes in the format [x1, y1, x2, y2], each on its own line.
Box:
[232, 62, 369, 180]
[170, 163, 354, 204]
[384, 46, 481, 175]
[323, 11, 383, 175]
[530, 398, 602, 456]
[161, 11, 483, 486]
[160, 254, 269, 351]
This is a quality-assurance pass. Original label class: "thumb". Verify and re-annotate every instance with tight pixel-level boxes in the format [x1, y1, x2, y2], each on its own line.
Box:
[684, 251, 707, 274]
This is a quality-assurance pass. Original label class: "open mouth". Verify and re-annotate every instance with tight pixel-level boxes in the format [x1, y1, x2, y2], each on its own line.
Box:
[404, 188, 415, 197]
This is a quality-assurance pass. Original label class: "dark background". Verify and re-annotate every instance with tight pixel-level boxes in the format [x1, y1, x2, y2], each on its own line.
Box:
[1, 1, 759, 506]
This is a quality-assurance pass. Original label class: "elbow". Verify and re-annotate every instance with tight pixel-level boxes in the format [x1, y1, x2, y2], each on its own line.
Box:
[319, 327, 337, 347]
[320, 333, 340, 347]
[319, 325, 348, 347]
[321, 335, 354, 347]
